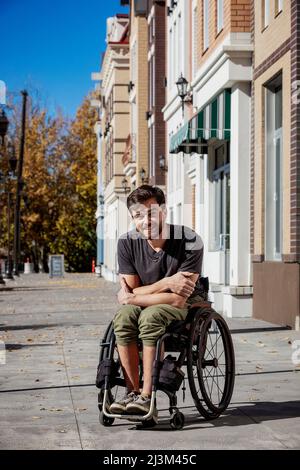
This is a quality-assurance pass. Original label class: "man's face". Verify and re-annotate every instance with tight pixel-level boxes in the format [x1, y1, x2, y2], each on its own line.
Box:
[130, 197, 167, 239]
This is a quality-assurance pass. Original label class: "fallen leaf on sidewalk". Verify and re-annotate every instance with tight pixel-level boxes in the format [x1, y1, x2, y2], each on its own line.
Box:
[257, 341, 265, 347]
[31, 416, 41, 420]
[76, 407, 87, 412]
[267, 350, 278, 354]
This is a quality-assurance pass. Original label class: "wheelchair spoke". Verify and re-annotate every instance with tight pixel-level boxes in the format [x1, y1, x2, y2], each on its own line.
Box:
[216, 368, 220, 404]
[187, 311, 235, 418]
[206, 331, 222, 359]
[217, 350, 225, 361]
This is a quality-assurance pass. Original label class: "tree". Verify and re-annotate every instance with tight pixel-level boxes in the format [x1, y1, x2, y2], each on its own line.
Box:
[1, 93, 98, 272]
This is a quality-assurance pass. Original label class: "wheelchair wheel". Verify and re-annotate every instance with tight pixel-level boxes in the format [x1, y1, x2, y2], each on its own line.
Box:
[170, 411, 185, 430]
[187, 308, 235, 420]
[99, 410, 114, 427]
[99, 321, 114, 361]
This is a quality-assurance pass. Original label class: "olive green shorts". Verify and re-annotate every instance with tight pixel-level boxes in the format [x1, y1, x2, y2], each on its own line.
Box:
[113, 294, 204, 347]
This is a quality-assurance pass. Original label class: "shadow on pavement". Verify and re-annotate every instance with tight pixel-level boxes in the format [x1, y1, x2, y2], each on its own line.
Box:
[5, 343, 57, 350]
[134, 400, 300, 431]
[0, 323, 80, 331]
[230, 326, 291, 334]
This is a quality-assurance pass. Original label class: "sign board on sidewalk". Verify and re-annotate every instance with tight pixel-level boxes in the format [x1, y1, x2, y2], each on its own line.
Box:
[49, 255, 64, 278]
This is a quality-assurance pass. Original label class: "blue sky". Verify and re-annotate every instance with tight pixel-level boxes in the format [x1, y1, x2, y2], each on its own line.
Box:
[0, 0, 128, 118]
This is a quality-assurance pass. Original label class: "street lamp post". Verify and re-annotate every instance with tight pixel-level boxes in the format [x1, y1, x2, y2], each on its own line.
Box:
[1, 145, 18, 280]
[13, 90, 28, 276]
[0, 108, 10, 284]
[176, 73, 193, 118]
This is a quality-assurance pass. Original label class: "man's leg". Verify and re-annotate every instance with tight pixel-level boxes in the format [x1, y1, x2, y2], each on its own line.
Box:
[142, 345, 156, 396]
[117, 343, 140, 392]
[112, 304, 141, 393]
[127, 303, 188, 415]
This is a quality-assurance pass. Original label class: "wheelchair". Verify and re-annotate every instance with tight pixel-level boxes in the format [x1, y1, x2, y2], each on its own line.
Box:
[96, 277, 235, 430]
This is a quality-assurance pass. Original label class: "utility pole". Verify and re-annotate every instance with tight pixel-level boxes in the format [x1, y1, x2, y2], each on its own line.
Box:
[13, 90, 28, 276]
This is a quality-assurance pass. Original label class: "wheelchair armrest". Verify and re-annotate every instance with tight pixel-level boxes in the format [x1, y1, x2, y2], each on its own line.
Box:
[199, 276, 209, 293]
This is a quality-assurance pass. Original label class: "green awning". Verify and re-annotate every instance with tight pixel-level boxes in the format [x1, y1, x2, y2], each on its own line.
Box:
[169, 89, 231, 154]
[170, 122, 189, 153]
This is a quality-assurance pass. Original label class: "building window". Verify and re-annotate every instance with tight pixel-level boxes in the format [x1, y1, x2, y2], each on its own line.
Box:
[131, 41, 137, 83]
[152, 55, 155, 109]
[265, 74, 283, 261]
[192, 6, 198, 76]
[275, 0, 283, 16]
[262, 0, 270, 30]
[177, 13, 182, 78]
[216, 0, 224, 34]
[176, 153, 182, 188]
[149, 125, 155, 179]
[203, 0, 210, 51]
[168, 148, 173, 191]
[210, 144, 230, 251]
[173, 21, 177, 84]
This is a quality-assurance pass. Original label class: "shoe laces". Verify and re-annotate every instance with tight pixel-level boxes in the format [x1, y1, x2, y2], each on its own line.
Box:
[125, 391, 139, 400]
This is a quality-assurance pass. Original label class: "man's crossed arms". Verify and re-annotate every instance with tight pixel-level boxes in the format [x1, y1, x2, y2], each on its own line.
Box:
[117, 272, 199, 309]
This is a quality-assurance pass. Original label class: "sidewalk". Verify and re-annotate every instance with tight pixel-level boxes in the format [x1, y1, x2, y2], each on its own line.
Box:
[0, 273, 300, 450]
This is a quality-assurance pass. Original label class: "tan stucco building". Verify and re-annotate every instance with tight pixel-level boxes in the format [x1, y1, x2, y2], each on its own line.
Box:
[99, 14, 130, 281]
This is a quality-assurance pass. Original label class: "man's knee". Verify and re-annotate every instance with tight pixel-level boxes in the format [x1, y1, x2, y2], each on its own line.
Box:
[138, 304, 189, 346]
[138, 305, 171, 346]
[113, 304, 141, 346]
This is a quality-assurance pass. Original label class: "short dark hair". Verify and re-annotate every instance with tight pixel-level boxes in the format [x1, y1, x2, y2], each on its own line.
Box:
[126, 185, 166, 211]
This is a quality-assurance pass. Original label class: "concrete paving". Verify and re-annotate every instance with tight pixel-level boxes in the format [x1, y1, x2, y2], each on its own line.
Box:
[0, 273, 300, 450]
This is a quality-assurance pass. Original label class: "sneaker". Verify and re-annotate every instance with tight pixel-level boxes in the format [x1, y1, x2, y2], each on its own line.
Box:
[126, 393, 157, 417]
[109, 391, 139, 414]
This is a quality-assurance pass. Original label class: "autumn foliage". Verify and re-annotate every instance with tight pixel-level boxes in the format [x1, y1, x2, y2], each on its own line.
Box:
[1, 95, 98, 272]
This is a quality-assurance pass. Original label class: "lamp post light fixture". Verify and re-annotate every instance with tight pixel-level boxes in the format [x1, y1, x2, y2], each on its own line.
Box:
[159, 154, 168, 172]
[176, 73, 193, 118]
[128, 81, 135, 93]
[121, 177, 129, 194]
[139, 167, 147, 184]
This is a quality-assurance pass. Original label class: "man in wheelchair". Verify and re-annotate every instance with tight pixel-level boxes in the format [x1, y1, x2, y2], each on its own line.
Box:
[110, 185, 205, 420]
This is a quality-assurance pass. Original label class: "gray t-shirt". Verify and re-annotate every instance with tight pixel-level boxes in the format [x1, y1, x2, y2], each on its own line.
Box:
[117, 224, 204, 298]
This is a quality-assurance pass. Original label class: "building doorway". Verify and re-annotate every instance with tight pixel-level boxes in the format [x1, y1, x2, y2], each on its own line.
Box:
[212, 143, 230, 285]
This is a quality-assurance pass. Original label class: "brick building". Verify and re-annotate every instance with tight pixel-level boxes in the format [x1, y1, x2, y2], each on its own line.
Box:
[252, 0, 300, 328]
[122, 0, 149, 191]
[164, 0, 253, 317]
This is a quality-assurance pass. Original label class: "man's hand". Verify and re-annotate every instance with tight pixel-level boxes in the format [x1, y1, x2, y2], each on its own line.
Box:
[118, 291, 136, 305]
[167, 272, 196, 297]
[117, 276, 135, 304]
